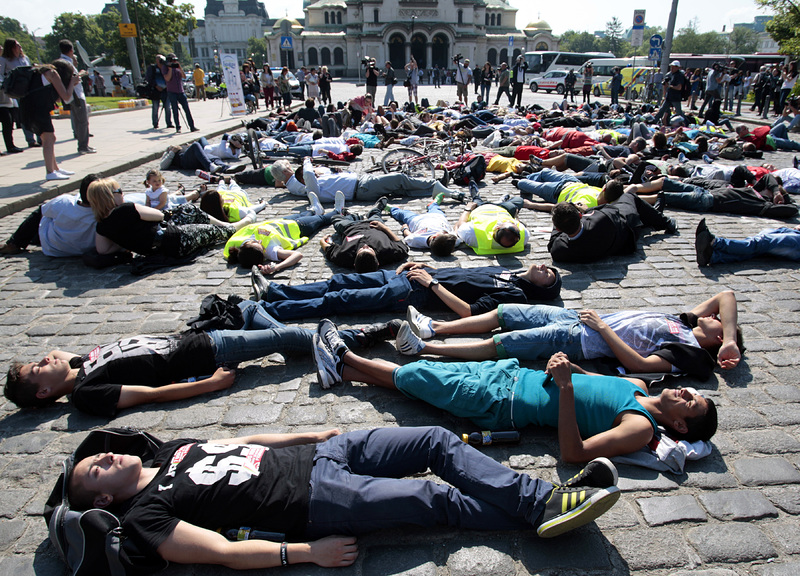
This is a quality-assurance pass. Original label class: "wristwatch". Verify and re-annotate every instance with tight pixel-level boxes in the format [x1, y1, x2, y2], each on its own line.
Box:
[429, 278, 439, 287]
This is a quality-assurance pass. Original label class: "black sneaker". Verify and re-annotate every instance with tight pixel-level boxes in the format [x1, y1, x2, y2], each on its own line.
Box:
[664, 216, 678, 235]
[367, 196, 390, 218]
[653, 190, 665, 213]
[317, 318, 349, 362]
[250, 265, 271, 300]
[695, 218, 715, 267]
[559, 457, 618, 489]
[358, 319, 404, 347]
[536, 485, 620, 538]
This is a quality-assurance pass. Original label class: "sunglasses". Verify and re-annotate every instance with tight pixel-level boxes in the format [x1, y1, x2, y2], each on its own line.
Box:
[113, 189, 123, 195]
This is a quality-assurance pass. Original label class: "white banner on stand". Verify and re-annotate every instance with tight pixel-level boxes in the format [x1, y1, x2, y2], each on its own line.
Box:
[221, 53, 247, 116]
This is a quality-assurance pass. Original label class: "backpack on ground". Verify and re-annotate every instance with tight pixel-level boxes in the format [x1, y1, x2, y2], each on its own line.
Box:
[450, 154, 487, 185]
[2, 65, 36, 99]
[420, 97, 430, 108]
[44, 428, 168, 576]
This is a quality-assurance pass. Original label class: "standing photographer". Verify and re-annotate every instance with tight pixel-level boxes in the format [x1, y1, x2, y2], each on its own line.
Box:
[365, 58, 379, 100]
[383, 61, 396, 106]
[146, 55, 172, 129]
[160, 53, 197, 133]
[454, 55, 470, 104]
[405, 56, 420, 106]
[510, 55, 528, 109]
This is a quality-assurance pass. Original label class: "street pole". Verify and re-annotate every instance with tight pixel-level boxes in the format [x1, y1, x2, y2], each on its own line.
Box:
[660, 0, 679, 76]
[118, 0, 142, 84]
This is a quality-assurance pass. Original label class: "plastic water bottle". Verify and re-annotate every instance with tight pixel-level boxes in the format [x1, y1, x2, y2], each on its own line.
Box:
[195, 169, 211, 181]
[462, 430, 520, 446]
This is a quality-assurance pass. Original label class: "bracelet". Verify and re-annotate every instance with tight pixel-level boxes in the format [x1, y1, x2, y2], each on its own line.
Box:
[280, 542, 289, 567]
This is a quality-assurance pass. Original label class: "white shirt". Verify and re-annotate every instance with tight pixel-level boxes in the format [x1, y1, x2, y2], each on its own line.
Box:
[59, 53, 84, 101]
[39, 194, 97, 257]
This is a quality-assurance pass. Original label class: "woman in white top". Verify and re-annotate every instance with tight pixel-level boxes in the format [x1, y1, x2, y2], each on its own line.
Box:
[779, 61, 798, 112]
[306, 68, 320, 104]
[0, 38, 39, 148]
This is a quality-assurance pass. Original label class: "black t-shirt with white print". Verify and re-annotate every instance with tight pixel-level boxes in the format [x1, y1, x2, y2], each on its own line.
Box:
[70, 333, 216, 417]
[120, 440, 316, 557]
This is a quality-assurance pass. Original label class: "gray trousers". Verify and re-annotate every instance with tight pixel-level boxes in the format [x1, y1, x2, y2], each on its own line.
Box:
[355, 173, 436, 202]
[69, 97, 90, 151]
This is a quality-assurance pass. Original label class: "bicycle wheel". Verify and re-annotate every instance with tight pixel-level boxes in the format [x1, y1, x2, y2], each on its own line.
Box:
[382, 148, 436, 179]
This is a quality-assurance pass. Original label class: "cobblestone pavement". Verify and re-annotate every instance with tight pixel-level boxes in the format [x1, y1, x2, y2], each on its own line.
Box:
[0, 99, 799, 576]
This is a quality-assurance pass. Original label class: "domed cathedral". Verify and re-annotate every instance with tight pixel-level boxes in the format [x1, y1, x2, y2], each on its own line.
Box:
[293, 0, 560, 75]
[182, 0, 561, 77]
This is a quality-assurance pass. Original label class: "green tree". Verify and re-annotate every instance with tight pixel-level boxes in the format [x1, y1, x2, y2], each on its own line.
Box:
[44, 13, 105, 63]
[559, 31, 598, 53]
[604, 17, 625, 56]
[247, 37, 269, 67]
[757, 0, 800, 54]
[0, 17, 41, 63]
[728, 27, 758, 54]
[672, 25, 727, 54]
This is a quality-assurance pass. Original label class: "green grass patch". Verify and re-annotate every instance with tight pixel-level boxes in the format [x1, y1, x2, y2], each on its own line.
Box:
[86, 96, 140, 111]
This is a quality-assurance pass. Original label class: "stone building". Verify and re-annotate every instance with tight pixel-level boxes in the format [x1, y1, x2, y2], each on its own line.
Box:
[182, 0, 559, 76]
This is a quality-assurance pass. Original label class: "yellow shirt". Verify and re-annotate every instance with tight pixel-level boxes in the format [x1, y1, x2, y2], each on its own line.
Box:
[193, 68, 205, 86]
[487, 155, 522, 174]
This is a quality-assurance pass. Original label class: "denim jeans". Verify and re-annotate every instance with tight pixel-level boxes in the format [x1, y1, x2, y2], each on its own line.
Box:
[389, 202, 445, 226]
[176, 142, 215, 172]
[711, 228, 800, 265]
[493, 304, 583, 360]
[167, 91, 196, 130]
[290, 212, 334, 237]
[258, 270, 429, 321]
[517, 169, 579, 203]
[305, 426, 551, 537]
[151, 90, 172, 127]
[661, 179, 715, 212]
[769, 123, 800, 151]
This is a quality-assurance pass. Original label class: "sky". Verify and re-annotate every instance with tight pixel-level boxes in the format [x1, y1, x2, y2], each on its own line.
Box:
[5, 0, 769, 39]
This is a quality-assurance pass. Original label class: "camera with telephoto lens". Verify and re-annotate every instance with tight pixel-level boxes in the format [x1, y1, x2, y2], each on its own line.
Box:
[361, 57, 375, 68]
[165, 54, 181, 68]
[452, 53, 463, 64]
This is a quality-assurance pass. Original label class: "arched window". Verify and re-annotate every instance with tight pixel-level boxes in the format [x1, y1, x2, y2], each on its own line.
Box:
[535, 42, 547, 51]
[497, 14, 501, 27]
[485, 14, 490, 26]
[334, 47, 344, 65]
[337, 12, 342, 25]
[488, 48, 497, 66]
[458, 10, 463, 25]
[321, 47, 331, 66]
[374, 9, 379, 23]
[324, 12, 329, 24]
[491, 14, 495, 26]
[500, 48, 508, 65]
[308, 47, 318, 66]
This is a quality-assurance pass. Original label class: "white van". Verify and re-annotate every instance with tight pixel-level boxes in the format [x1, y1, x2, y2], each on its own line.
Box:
[522, 51, 614, 76]
[581, 57, 654, 86]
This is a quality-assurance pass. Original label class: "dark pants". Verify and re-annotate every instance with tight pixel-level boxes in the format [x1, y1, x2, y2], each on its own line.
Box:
[494, 85, 511, 105]
[167, 92, 196, 130]
[7, 206, 43, 249]
[151, 90, 172, 128]
[0, 107, 17, 151]
[511, 83, 524, 108]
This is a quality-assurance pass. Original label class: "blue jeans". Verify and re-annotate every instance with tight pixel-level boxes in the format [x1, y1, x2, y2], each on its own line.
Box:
[290, 212, 335, 236]
[258, 270, 429, 321]
[305, 426, 551, 537]
[711, 228, 800, 265]
[655, 97, 683, 124]
[389, 202, 445, 226]
[167, 91, 196, 130]
[772, 114, 800, 131]
[517, 169, 579, 203]
[661, 179, 715, 212]
[769, 123, 800, 151]
[207, 300, 363, 363]
[493, 304, 583, 360]
[175, 142, 218, 172]
[151, 90, 172, 127]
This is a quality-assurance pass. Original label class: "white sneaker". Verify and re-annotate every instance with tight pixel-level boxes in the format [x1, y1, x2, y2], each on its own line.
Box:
[57, 168, 75, 175]
[406, 305, 434, 339]
[46, 171, 69, 181]
[308, 191, 324, 217]
[334, 190, 345, 214]
[395, 321, 425, 355]
[313, 333, 341, 389]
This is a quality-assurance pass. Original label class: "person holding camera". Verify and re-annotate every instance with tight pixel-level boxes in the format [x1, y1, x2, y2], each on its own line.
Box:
[365, 58, 379, 100]
[383, 61, 396, 106]
[453, 55, 471, 104]
[159, 53, 198, 133]
[146, 55, 173, 129]
[511, 55, 528, 109]
[58, 40, 94, 155]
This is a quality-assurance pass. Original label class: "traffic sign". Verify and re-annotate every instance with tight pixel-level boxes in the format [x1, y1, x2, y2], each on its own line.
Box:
[508, 36, 514, 48]
[649, 47, 662, 62]
[280, 36, 293, 50]
[118, 23, 137, 38]
[650, 34, 663, 48]
[633, 10, 645, 27]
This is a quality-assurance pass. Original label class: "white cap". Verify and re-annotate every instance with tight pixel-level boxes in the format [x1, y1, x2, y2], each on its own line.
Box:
[670, 60, 681, 67]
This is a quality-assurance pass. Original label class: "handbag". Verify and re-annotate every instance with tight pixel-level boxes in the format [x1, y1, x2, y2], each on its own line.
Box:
[403, 79, 411, 88]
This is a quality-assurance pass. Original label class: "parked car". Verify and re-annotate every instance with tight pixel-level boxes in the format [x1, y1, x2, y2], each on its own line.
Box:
[271, 68, 303, 100]
[593, 66, 655, 100]
[528, 70, 581, 95]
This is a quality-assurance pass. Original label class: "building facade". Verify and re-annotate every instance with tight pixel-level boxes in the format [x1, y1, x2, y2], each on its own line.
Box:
[181, 0, 559, 76]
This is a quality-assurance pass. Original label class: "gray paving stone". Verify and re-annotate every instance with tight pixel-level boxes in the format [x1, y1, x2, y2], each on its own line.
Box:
[733, 457, 800, 486]
[612, 526, 695, 570]
[670, 570, 739, 576]
[698, 489, 779, 520]
[687, 523, 776, 563]
[764, 520, 800, 555]
[446, 543, 516, 576]
[518, 529, 611, 571]
[0, 490, 32, 518]
[762, 486, 800, 514]
[361, 545, 437, 576]
[222, 404, 282, 426]
[734, 429, 800, 454]
[754, 561, 800, 576]
[638, 494, 707, 526]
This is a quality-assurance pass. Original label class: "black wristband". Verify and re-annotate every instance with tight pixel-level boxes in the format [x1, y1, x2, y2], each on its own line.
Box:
[280, 541, 289, 566]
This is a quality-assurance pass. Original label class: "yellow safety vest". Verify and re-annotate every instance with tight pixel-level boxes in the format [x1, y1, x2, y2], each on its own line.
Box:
[221, 189, 253, 222]
[558, 182, 600, 210]
[223, 219, 308, 259]
[469, 205, 527, 255]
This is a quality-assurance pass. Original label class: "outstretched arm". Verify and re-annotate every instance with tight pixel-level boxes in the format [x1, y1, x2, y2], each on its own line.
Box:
[548, 353, 654, 462]
[690, 290, 740, 369]
[116, 367, 236, 410]
[406, 267, 472, 317]
[159, 522, 358, 569]
[579, 310, 674, 373]
[259, 249, 302, 275]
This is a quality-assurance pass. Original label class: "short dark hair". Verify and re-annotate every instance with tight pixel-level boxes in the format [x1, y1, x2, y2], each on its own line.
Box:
[68, 465, 98, 511]
[79, 173, 102, 205]
[429, 233, 457, 256]
[630, 137, 647, 152]
[305, 98, 315, 108]
[228, 243, 264, 267]
[354, 249, 379, 273]
[665, 396, 718, 442]
[603, 179, 624, 203]
[552, 202, 581, 235]
[652, 132, 668, 149]
[493, 223, 520, 248]
[671, 165, 690, 178]
[58, 39, 73, 55]
[350, 144, 363, 156]
[4, 362, 53, 409]
[199, 191, 228, 222]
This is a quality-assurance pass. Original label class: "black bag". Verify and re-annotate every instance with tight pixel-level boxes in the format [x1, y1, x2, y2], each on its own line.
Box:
[185, 294, 245, 332]
[44, 428, 168, 576]
[450, 155, 487, 185]
[135, 82, 156, 100]
[403, 78, 411, 88]
[420, 97, 430, 108]
[703, 99, 721, 124]
[2, 65, 36, 99]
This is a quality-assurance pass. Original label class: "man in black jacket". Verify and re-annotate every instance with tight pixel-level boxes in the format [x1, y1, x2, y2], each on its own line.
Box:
[547, 193, 677, 263]
[321, 211, 409, 272]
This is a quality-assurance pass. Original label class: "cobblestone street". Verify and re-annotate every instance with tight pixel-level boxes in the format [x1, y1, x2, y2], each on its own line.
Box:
[0, 84, 799, 575]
